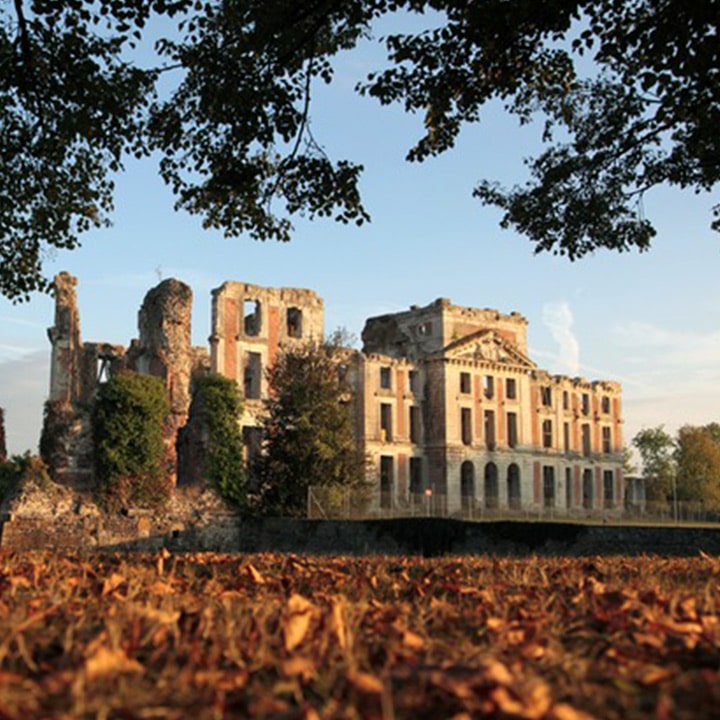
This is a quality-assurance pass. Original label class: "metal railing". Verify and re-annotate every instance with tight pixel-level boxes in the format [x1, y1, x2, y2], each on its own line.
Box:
[307, 487, 720, 525]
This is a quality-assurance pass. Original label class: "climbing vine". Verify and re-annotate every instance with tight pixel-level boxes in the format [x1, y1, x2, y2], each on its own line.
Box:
[190, 373, 245, 506]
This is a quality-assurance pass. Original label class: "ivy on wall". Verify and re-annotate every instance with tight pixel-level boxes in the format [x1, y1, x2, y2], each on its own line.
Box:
[93, 371, 170, 511]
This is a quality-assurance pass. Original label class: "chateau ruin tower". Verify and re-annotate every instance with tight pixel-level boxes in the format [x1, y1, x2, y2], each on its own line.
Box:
[47, 272, 82, 404]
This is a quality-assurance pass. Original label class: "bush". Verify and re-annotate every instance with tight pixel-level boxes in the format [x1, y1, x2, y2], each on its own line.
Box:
[0, 452, 51, 503]
[93, 371, 170, 512]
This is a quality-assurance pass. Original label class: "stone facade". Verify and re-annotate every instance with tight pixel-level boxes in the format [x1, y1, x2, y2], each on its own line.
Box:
[41, 275, 623, 517]
[355, 299, 624, 516]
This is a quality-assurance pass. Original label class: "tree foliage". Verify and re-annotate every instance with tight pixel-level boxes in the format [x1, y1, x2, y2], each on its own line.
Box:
[675, 423, 720, 510]
[1, 0, 718, 299]
[189, 372, 246, 505]
[93, 370, 171, 510]
[255, 335, 368, 517]
[632, 425, 676, 502]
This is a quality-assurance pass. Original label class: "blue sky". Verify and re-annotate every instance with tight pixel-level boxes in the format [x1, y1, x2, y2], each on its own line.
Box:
[1, 15, 719, 459]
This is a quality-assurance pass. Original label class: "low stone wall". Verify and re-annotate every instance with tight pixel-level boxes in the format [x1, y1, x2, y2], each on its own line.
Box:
[3, 513, 720, 557]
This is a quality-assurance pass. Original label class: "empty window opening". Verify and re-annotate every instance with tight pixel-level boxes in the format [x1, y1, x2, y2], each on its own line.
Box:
[380, 403, 393, 442]
[603, 470, 615, 508]
[97, 353, 113, 384]
[582, 469, 594, 509]
[543, 466, 555, 508]
[484, 375, 494, 399]
[563, 391, 569, 410]
[581, 393, 590, 415]
[565, 467, 572, 508]
[417, 322, 432, 336]
[244, 352, 262, 399]
[541, 386, 552, 407]
[563, 422, 570, 453]
[409, 406, 422, 444]
[507, 412, 518, 448]
[243, 299, 262, 336]
[461, 461, 475, 510]
[484, 410, 496, 450]
[505, 377, 517, 400]
[461, 407, 473, 446]
[380, 456, 394, 509]
[460, 372, 471, 394]
[542, 419, 553, 449]
[484, 462, 499, 509]
[409, 457, 424, 497]
[601, 396, 611, 414]
[380, 366, 392, 390]
[507, 464, 521, 510]
[602, 426, 612, 454]
[581, 424, 591, 456]
[408, 370, 420, 394]
[286, 307, 303, 338]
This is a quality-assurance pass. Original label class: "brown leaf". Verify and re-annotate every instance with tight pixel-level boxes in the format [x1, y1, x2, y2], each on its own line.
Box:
[348, 671, 384, 694]
[284, 594, 314, 652]
[101, 572, 126, 597]
[246, 563, 265, 584]
[85, 646, 143, 680]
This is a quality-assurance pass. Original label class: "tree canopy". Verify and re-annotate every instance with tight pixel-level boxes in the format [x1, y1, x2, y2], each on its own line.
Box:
[2, 0, 718, 299]
[254, 334, 368, 517]
[632, 425, 675, 502]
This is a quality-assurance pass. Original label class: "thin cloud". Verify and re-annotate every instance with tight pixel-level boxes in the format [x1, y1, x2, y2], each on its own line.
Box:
[541, 301, 580, 376]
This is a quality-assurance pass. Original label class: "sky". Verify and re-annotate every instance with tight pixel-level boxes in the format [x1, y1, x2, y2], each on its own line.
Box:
[1, 13, 719, 462]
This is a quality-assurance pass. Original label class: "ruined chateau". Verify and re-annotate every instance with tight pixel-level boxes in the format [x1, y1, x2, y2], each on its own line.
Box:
[43, 273, 624, 515]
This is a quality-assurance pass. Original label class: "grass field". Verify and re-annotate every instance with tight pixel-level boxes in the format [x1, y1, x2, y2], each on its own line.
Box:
[1, 551, 719, 719]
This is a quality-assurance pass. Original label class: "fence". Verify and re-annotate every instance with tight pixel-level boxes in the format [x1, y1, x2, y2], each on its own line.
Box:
[307, 487, 720, 525]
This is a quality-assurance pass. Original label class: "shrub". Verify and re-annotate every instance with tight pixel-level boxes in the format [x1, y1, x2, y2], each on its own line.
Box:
[93, 371, 170, 511]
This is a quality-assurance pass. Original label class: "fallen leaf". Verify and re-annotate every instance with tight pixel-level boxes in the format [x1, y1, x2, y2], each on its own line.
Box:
[348, 671, 384, 694]
[284, 594, 314, 651]
[85, 646, 143, 680]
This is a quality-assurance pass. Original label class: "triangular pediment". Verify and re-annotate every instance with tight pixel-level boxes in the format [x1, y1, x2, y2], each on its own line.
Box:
[441, 329, 536, 368]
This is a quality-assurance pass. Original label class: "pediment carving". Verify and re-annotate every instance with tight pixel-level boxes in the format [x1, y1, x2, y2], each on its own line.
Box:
[442, 330, 536, 368]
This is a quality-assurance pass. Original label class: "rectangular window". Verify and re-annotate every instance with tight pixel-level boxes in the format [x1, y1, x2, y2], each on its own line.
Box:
[603, 470, 615, 508]
[541, 386, 552, 407]
[581, 393, 590, 415]
[409, 406, 421, 444]
[409, 370, 420, 394]
[543, 466, 555, 508]
[380, 403, 393, 442]
[565, 467, 572, 508]
[601, 396, 611, 414]
[286, 307, 302, 338]
[380, 456, 394, 508]
[506, 377, 517, 400]
[542, 419, 553, 449]
[507, 412, 518, 448]
[460, 372, 471, 394]
[380, 366, 392, 390]
[563, 422, 570, 453]
[461, 407, 472, 446]
[582, 424, 591, 456]
[563, 391, 569, 410]
[244, 352, 262, 399]
[409, 457, 423, 496]
[602, 426, 612, 454]
[484, 375, 494, 399]
[484, 410, 496, 450]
